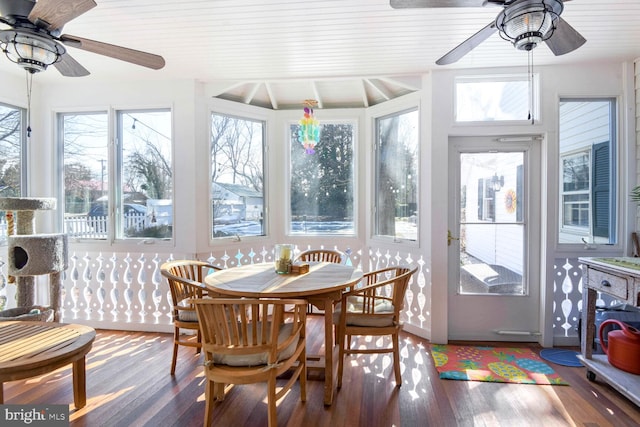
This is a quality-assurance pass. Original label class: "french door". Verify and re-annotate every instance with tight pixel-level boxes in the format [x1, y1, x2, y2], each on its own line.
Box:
[448, 136, 542, 341]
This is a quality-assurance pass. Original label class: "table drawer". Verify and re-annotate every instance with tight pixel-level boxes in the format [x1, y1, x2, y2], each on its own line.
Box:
[588, 268, 628, 300]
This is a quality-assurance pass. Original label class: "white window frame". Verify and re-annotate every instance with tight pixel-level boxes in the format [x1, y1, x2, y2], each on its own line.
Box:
[371, 104, 420, 244]
[208, 99, 270, 245]
[287, 119, 357, 237]
[57, 107, 174, 245]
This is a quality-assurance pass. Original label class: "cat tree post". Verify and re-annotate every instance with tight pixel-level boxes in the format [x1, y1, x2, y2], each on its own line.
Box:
[0, 197, 67, 321]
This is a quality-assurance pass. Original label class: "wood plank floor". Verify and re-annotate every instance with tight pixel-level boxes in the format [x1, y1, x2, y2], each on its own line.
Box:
[3, 315, 639, 427]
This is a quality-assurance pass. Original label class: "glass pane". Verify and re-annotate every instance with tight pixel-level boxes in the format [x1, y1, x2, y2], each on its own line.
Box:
[562, 194, 589, 228]
[62, 112, 109, 238]
[459, 152, 525, 295]
[455, 75, 537, 122]
[375, 109, 418, 241]
[0, 103, 23, 242]
[0, 103, 22, 198]
[289, 123, 354, 235]
[558, 99, 616, 244]
[562, 153, 589, 192]
[210, 113, 265, 239]
[120, 110, 173, 239]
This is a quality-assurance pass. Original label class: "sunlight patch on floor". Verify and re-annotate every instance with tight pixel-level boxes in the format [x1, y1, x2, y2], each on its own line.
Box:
[69, 387, 135, 421]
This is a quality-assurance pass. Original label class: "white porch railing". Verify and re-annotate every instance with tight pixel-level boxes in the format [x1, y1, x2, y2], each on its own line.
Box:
[0, 245, 431, 336]
[0, 244, 613, 344]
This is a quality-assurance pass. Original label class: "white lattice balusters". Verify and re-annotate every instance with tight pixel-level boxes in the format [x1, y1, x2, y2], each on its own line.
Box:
[137, 253, 148, 322]
[81, 253, 94, 320]
[151, 253, 165, 323]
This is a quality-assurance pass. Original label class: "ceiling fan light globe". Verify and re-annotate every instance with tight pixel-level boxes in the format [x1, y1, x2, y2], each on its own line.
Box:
[496, 0, 563, 51]
[0, 31, 65, 73]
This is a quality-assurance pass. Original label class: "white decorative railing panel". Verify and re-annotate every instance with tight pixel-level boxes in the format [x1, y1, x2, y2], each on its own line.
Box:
[2, 249, 606, 343]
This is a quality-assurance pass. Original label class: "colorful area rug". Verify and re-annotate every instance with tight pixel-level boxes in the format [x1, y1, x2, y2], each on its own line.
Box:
[430, 344, 569, 385]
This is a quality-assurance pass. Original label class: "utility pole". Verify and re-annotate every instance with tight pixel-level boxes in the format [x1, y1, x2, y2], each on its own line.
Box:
[98, 159, 106, 195]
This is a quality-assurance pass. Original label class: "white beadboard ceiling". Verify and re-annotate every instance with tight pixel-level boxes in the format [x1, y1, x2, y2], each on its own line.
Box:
[1, 0, 639, 109]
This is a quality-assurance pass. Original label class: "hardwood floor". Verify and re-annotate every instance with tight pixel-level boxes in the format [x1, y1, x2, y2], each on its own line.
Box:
[3, 315, 639, 427]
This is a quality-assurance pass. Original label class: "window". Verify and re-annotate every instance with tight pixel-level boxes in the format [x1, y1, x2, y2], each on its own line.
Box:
[60, 109, 173, 240]
[477, 178, 496, 222]
[455, 75, 539, 122]
[210, 113, 265, 239]
[561, 151, 590, 229]
[289, 122, 355, 235]
[61, 112, 109, 237]
[374, 108, 418, 241]
[0, 103, 24, 198]
[558, 99, 616, 244]
[0, 102, 25, 241]
[118, 110, 173, 239]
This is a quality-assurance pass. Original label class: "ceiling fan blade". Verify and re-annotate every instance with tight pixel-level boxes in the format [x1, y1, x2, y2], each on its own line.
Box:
[28, 0, 96, 31]
[60, 34, 165, 70]
[544, 17, 586, 56]
[391, 0, 491, 7]
[54, 51, 90, 77]
[436, 21, 497, 65]
[0, 0, 36, 22]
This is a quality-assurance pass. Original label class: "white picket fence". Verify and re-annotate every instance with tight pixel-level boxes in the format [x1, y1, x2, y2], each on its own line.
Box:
[63, 213, 147, 238]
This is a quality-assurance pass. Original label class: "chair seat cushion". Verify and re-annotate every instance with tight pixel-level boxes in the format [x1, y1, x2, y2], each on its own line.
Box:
[177, 309, 198, 322]
[333, 297, 395, 327]
[213, 322, 300, 367]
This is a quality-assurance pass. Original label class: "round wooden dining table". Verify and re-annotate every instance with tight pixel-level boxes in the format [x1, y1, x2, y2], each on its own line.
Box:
[204, 261, 363, 405]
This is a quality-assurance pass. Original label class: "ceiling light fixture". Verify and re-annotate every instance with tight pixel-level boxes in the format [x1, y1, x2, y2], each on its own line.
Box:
[0, 29, 65, 74]
[0, 29, 65, 137]
[496, 0, 562, 52]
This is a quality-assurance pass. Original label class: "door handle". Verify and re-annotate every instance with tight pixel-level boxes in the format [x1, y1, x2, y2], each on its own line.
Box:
[447, 229, 459, 246]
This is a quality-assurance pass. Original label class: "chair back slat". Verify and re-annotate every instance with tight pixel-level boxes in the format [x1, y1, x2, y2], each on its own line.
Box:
[296, 249, 343, 264]
[161, 260, 222, 309]
[344, 265, 417, 317]
[194, 298, 306, 360]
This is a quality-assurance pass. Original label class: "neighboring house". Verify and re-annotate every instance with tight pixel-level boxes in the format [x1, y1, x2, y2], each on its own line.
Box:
[212, 182, 263, 221]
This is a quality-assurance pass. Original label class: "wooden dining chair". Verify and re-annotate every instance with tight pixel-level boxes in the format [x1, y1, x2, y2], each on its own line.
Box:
[193, 298, 307, 427]
[160, 260, 222, 375]
[295, 248, 343, 264]
[334, 264, 418, 388]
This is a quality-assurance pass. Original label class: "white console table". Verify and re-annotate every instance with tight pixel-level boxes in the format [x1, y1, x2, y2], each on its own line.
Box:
[578, 257, 640, 407]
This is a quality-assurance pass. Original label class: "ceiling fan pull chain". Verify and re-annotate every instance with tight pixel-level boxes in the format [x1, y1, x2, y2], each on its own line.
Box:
[528, 49, 534, 125]
[25, 71, 33, 137]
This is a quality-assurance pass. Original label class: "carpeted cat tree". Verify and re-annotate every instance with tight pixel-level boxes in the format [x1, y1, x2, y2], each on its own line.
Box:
[0, 197, 68, 322]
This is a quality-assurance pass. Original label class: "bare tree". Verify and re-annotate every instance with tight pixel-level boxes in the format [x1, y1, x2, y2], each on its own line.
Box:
[211, 114, 263, 192]
[0, 105, 22, 196]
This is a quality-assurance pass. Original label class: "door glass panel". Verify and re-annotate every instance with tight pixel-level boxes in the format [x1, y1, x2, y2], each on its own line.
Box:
[459, 152, 525, 296]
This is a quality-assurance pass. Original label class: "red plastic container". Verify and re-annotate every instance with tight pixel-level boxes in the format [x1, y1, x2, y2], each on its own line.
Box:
[599, 319, 640, 375]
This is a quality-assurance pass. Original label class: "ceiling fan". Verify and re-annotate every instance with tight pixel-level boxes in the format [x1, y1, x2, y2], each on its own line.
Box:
[390, 0, 586, 65]
[0, 0, 165, 76]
